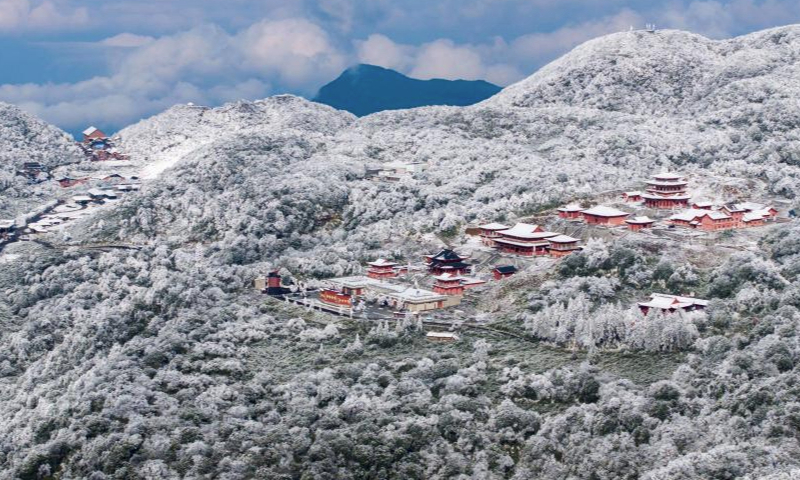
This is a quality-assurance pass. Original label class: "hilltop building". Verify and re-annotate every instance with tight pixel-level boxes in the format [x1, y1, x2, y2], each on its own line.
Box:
[625, 216, 655, 231]
[254, 271, 291, 295]
[320, 289, 353, 307]
[557, 204, 583, 219]
[670, 209, 733, 230]
[367, 258, 399, 279]
[82, 126, 107, 143]
[642, 172, 690, 209]
[581, 206, 630, 225]
[547, 234, 582, 257]
[622, 191, 643, 202]
[494, 223, 557, 256]
[479, 222, 510, 246]
[493, 265, 517, 280]
[426, 331, 459, 343]
[432, 273, 465, 295]
[638, 293, 708, 315]
[425, 249, 471, 275]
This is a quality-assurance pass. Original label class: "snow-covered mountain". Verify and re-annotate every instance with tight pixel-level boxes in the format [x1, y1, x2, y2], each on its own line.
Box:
[4, 26, 800, 479]
[116, 96, 354, 178]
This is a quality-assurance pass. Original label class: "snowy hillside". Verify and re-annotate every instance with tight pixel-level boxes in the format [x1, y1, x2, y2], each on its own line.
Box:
[0, 102, 83, 216]
[116, 95, 355, 178]
[4, 26, 800, 479]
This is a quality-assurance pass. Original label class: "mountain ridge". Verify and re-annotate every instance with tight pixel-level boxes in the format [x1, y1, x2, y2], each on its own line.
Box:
[312, 63, 502, 116]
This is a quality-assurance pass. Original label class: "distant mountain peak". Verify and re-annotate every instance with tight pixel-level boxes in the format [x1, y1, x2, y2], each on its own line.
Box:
[312, 64, 502, 116]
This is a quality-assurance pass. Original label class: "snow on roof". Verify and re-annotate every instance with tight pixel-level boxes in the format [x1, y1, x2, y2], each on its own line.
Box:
[426, 331, 459, 340]
[639, 293, 709, 310]
[733, 201, 767, 212]
[460, 278, 486, 286]
[479, 222, 510, 230]
[723, 204, 746, 213]
[581, 205, 630, 217]
[548, 234, 579, 243]
[327, 276, 375, 288]
[390, 288, 446, 303]
[670, 209, 731, 222]
[368, 258, 398, 267]
[72, 195, 92, 202]
[82, 126, 98, 136]
[433, 273, 465, 281]
[692, 200, 714, 207]
[743, 209, 773, 222]
[626, 216, 655, 224]
[557, 204, 583, 212]
[0, 220, 15, 229]
[624, 191, 643, 196]
[652, 172, 683, 180]
[498, 222, 541, 237]
[494, 238, 551, 248]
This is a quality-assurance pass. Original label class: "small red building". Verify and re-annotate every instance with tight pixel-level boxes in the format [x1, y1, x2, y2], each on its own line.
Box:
[493, 223, 558, 256]
[642, 172, 691, 209]
[57, 176, 89, 188]
[692, 201, 714, 210]
[557, 205, 583, 219]
[622, 191, 643, 202]
[581, 206, 630, 225]
[433, 273, 466, 295]
[367, 258, 399, 279]
[82, 126, 107, 143]
[320, 289, 353, 307]
[670, 209, 734, 231]
[547, 234, 582, 257]
[478, 222, 510, 246]
[625, 216, 655, 231]
[493, 265, 517, 280]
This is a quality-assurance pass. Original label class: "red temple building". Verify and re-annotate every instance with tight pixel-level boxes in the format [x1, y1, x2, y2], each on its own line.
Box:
[622, 191, 643, 202]
[692, 200, 714, 210]
[320, 289, 353, 307]
[494, 223, 557, 256]
[557, 204, 583, 219]
[670, 209, 734, 231]
[433, 273, 466, 295]
[425, 249, 472, 275]
[547, 234, 582, 257]
[642, 172, 691, 209]
[479, 222, 510, 246]
[625, 216, 655, 231]
[638, 293, 708, 315]
[82, 126, 107, 143]
[723, 203, 778, 228]
[367, 258, 399, 279]
[493, 265, 517, 280]
[580, 206, 630, 225]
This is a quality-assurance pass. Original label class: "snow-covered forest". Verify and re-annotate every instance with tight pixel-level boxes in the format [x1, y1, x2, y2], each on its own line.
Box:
[2, 26, 800, 478]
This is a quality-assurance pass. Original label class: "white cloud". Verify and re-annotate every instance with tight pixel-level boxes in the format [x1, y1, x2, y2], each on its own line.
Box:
[236, 18, 346, 86]
[355, 33, 413, 71]
[0, 0, 88, 31]
[409, 39, 485, 80]
[0, 19, 344, 130]
[99, 33, 156, 48]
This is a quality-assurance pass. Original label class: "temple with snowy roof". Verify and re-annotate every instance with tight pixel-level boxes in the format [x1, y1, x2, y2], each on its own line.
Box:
[642, 172, 691, 209]
[638, 293, 708, 315]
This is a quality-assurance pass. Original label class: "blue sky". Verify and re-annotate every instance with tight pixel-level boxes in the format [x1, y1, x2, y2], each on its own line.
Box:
[1, 0, 799, 133]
